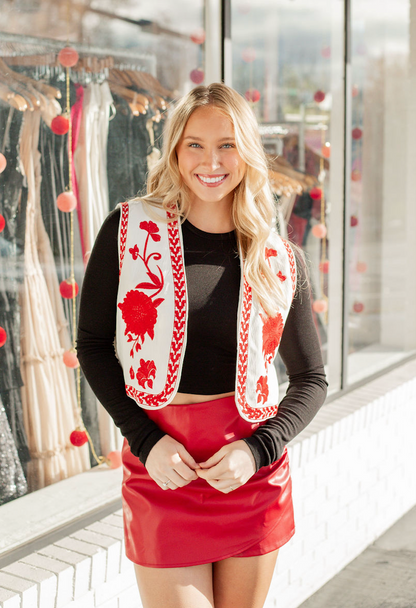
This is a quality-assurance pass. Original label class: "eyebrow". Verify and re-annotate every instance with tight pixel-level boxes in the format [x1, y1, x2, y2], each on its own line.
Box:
[182, 136, 235, 142]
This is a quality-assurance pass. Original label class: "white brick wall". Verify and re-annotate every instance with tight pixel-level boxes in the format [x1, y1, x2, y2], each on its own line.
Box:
[0, 359, 415, 608]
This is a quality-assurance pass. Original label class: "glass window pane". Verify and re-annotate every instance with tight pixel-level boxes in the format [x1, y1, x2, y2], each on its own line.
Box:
[347, 0, 416, 383]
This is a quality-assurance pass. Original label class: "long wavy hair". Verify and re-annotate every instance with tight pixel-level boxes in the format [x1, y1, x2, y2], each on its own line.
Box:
[140, 82, 293, 315]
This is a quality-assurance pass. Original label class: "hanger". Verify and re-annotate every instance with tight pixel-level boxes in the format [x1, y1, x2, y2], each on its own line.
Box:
[0, 58, 61, 100]
[0, 83, 28, 111]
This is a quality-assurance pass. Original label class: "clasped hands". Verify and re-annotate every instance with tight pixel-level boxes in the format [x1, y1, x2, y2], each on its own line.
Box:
[145, 435, 256, 493]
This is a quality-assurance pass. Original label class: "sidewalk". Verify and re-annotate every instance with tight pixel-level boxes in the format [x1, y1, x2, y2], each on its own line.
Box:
[298, 504, 416, 608]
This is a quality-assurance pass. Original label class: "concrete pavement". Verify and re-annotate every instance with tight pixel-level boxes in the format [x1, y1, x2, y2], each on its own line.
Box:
[298, 504, 416, 608]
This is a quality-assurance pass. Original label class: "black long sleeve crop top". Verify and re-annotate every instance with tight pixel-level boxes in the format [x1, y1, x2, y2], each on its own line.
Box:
[76, 207, 328, 471]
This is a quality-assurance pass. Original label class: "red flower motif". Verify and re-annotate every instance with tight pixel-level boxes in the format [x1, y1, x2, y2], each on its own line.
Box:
[129, 244, 139, 260]
[265, 248, 277, 260]
[277, 271, 286, 282]
[260, 312, 284, 364]
[129, 366, 135, 380]
[118, 290, 158, 356]
[256, 376, 269, 404]
[136, 359, 157, 389]
[140, 221, 161, 241]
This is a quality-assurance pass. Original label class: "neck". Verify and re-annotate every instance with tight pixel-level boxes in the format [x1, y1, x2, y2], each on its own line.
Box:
[186, 197, 234, 233]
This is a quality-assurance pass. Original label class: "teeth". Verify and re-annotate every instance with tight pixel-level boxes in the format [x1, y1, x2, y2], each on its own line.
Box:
[198, 175, 226, 184]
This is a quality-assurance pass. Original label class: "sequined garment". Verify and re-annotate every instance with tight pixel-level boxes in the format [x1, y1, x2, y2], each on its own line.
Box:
[0, 399, 27, 505]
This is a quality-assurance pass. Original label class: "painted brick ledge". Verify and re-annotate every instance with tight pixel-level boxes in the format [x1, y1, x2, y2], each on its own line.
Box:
[1, 358, 415, 608]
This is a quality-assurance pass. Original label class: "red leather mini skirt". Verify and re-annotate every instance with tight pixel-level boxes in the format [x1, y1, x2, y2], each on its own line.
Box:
[122, 395, 295, 568]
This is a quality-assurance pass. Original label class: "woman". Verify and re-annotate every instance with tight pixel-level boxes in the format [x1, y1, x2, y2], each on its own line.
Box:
[76, 83, 327, 608]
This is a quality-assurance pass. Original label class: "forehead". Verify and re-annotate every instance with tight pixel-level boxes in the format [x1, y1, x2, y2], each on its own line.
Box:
[184, 105, 234, 133]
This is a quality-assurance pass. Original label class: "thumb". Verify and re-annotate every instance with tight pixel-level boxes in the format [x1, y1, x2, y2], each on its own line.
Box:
[177, 445, 199, 470]
[198, 447, 227, 469]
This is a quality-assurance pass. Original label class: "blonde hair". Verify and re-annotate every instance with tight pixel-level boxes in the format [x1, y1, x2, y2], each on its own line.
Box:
[140, 82, 289, 316]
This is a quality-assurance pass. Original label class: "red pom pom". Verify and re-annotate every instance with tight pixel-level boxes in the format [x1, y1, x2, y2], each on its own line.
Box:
[319, 260, 329, 274]
[356, 261, 367, 273]
[351, 169, 361, 182]
[310, 187, 322, 200]
[313, 299, 328, 314]
[190, 28, 206, 45]
[0, 153, 7, 173]
[0, 326, 7, 347]
[245, 88, 261, 103]
[107, 451, 122, 469]
[59, 279, 79, 299]
[350, 215, 359, 227]
[63, 350, 79, 368]
[352, 127, 363, 140]
[57, 191, 77, 212]
[51, 115, 70, 135]
[70, 429, 88, 446]
[352, 84, 359, 98]
[314, 90, 326, 103]
[353, 301, 364, 313]
[58, 46, 79, 68]
[0, 214, 5, 233]
[190, 68, 204, 84]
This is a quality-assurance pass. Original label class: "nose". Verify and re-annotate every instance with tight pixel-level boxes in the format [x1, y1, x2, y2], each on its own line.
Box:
[201, 147, 220, 171]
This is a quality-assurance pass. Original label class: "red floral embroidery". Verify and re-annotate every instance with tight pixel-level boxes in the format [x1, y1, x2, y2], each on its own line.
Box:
[129, 366, 135, 380]
[118, 290, 159, 356]
[121, 222, 165, 357]
[265, 248, 277, 260]
[260, 312, 284, 364]
[136, 359, 157, 389]
[256, 376, 269, 404]
[277, 271, 286, 282]
[140, 221, 161, 242]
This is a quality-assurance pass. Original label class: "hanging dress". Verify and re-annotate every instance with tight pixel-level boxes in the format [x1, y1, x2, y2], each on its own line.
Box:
[19, 110, 89, 491]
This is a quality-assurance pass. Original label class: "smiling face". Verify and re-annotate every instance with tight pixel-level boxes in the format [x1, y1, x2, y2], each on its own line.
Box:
[176, 105, 247, 213]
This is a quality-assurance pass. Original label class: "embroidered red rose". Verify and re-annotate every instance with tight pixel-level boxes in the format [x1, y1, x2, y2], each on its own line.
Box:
[260, 312, 284, 364]
[256, 376, 269, 404]
[139, 221, 161, 242]
[118, 290, 158, 356]
[277, 271, 286, 282]
[136, 359, 157, 389]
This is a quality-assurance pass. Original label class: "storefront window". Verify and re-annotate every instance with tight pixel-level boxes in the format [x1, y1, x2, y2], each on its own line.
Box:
[347, 0, 416, 383]
[0, 0, 206, 506]
[230, 0, 345, 391]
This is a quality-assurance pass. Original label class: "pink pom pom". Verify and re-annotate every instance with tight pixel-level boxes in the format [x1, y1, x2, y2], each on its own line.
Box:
[57, 191, 77, 212]
[321, 144, 331, 158]
[0, 326, 7, 347]
[312, 224, 327, 239]
[312, 300, 328, 314]
[58, 46, 79, 68]
[314, 90, 325, 103]
[319, 260, 329, 274]
[353, 301, 364, 313]
[63, 350, 79, 368]
[352, 127, 363, 140]
[350, 215, 358, 227]
[0, 153, 7, 173]
[245, 89, 261, 103]
[107, 451, 123, 469]
[242, 47, 256, 63]
[190, 68, 204, 84]
[190, 28, 206, 45]
[310, 187, 322, 200]
[356, 262, 367, 273]
[0, 214, 5, 233]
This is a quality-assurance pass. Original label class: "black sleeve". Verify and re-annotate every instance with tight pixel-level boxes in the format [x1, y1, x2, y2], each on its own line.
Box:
[243, 253, 328, 470]
[76, 208, 166, 464]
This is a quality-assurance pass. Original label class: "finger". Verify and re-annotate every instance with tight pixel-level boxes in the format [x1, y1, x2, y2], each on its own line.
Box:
[168, 469, 193, 488]
[196, 460, 230, 480]
[158, 479, 179, 491]
[203, 478, 239, 494]
[177, 446, 199, 470]
[198, 447, 227, 469]
[173, 460, 199, 482]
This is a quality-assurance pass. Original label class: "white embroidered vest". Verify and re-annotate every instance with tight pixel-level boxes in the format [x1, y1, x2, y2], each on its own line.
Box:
[115, 200, 296, 422]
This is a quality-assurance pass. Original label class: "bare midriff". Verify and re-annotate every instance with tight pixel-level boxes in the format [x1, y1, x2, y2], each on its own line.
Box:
[170, 391, 235, 405]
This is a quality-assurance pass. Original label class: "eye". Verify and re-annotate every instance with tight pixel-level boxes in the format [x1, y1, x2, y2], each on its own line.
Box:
[188, 143, 201, 148]
[221, 143, 235, 149]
